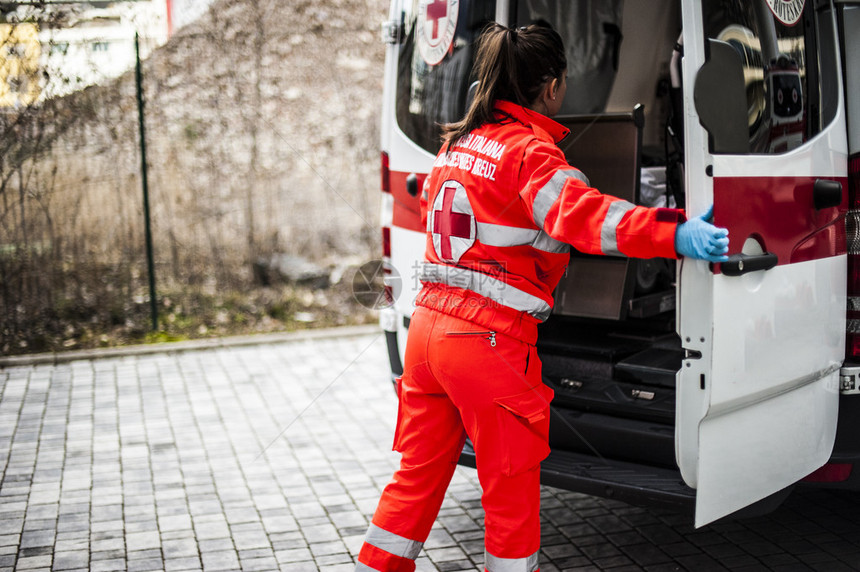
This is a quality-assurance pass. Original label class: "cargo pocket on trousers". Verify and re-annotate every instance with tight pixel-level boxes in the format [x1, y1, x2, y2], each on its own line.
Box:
[493, 383, 554, 477]
[392, 377, 406, 452]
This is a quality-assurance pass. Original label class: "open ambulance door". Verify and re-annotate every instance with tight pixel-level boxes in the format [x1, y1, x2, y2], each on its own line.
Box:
[676, 0, 849, 527]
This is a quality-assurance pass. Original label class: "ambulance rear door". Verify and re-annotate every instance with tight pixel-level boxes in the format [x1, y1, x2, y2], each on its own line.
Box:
[677, 0, 849, 527]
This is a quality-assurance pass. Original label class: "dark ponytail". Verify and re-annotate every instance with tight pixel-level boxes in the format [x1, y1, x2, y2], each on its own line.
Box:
[442, 23, 566, 145]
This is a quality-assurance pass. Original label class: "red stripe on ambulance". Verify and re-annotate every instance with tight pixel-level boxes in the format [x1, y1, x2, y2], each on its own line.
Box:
[713, 176, 848, 271]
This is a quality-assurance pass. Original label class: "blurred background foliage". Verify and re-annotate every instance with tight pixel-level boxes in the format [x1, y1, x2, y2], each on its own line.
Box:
[0, 0, 388, 355]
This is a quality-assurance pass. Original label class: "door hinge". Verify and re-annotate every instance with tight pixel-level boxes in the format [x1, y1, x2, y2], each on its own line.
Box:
[840, 366, 860, 395]
[381, 18, 404, 44]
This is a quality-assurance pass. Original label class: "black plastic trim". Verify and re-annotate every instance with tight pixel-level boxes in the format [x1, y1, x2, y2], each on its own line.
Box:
[720, 252, 779, 276]
[458, 440, 695, 513]
[384, 330, 403, 376]
[813, 178, 843, 210]
[549, 407, 676, 467]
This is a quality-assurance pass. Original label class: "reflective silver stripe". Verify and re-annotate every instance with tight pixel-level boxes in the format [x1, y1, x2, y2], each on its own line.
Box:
[355, 563, 380, 572]
[484, 549, 540, 572]
[531, 169, 590, 228]
[600, 200, 637, 256]
[476, 223, 569, 253]
[364, 524, 423, 560]
[420, 262, 552, 321]
[532, 230, 569, 253]
[477, 222, 538, 246]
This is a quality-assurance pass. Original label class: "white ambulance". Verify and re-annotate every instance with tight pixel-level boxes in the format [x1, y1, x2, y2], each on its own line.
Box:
[378, 0, 860, 527]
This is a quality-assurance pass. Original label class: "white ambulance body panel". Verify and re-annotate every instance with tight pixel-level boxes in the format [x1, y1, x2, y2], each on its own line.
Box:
[390, 225, 426, 353]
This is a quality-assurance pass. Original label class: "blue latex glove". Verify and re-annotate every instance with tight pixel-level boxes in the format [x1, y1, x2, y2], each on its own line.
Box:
[674, 205, 729, 262]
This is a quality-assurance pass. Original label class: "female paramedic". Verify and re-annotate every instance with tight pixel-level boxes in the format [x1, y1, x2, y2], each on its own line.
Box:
[356, 23, 728, 572]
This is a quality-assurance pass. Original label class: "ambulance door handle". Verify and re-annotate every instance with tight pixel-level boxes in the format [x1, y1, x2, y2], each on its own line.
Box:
[720, 253, 778, 276]
[406, 173, 419, 197]
[813, 179, 842, 210]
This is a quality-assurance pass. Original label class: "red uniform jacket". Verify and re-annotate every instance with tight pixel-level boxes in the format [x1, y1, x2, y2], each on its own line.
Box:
[416, 100, 684, 344]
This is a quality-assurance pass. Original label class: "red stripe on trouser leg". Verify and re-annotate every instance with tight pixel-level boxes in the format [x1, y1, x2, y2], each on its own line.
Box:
[358, 542, 416, 572]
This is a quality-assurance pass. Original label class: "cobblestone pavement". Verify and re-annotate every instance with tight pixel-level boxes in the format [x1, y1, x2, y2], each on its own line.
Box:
[2, 329, 860, 572]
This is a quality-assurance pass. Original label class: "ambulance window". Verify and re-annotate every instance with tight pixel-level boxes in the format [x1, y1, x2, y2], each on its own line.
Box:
[395, 0, 496, 155]
[815, 5, 839, 132]
[701, 0, 824, 155]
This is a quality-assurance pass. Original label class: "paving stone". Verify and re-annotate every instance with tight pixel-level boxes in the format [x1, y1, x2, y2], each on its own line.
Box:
[5, 334, 860, 572]
[193, 520, 231, 541]
[542, 543, 582, 560]
[200, 550, 240, 571]
[163, 555, 202, 571]
[260, 514, 300, 534]
[195, 533, 231, 550]
[90, 558, 127, 572]
[236, 555, 278, 571]
[280, 561, 319, 572]
[309, 539, 348, 557]
[319, 564, 358, 572]
[434, 560, 477, 572]
[302, 522, 340, 543]
[231, 530, 270, 551]
[50, 550, 88, 571]
[126, 558, 167, 572]
[579, 541, 623, 561]
[21, 519, 55, 534]
[425, 546, 469, 563]
[19, 530, 55, 549]
[15, 554, 53, 570]
[162, 538, 199, 558]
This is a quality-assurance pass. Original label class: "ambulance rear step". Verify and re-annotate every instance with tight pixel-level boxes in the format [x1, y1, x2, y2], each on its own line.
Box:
[458, 440, 695, 513]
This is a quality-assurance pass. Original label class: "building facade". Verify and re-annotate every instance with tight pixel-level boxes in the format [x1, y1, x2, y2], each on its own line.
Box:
[1, 0, 215, 106]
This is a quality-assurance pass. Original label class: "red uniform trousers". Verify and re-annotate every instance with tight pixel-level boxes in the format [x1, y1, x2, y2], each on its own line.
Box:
[356, 306, 553, 572]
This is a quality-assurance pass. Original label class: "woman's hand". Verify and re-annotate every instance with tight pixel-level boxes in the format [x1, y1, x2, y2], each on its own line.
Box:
[674, 205, 729, 262]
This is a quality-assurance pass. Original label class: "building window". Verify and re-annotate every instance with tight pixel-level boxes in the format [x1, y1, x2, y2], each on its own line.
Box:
[92, 42, 109, 52]
[51, 42, 69, 55]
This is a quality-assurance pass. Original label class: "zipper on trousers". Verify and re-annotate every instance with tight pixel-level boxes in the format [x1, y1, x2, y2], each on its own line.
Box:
[446, 330, 496, 347]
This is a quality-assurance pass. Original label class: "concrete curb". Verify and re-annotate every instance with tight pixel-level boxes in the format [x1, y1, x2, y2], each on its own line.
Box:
[0, 324, 381, 368]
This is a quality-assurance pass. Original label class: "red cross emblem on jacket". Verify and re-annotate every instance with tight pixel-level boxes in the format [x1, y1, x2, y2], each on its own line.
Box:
[429, 180, 476, 263]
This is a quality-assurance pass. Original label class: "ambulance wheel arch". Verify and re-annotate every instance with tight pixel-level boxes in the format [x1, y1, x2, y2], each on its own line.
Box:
[677, 0, 848, 527]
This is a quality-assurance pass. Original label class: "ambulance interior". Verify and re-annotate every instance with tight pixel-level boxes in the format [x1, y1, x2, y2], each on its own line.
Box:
[518, 0, 690, 473]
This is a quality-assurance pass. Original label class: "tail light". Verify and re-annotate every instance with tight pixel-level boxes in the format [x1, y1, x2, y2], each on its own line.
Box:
[803, 462, 853, 483]
[381, 151, 391, 194]
[381, 151, 395, 306]
[382, 226, 394, 305]
[846, 155, 860, 359]
[382, 226, 392, 259]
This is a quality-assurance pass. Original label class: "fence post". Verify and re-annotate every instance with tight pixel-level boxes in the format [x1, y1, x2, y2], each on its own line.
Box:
[135, 31, 158, 331]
